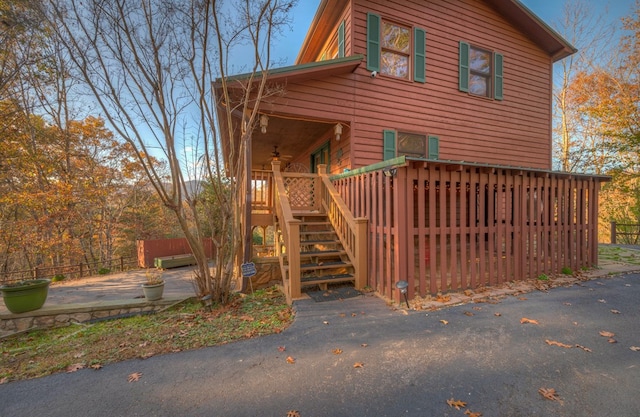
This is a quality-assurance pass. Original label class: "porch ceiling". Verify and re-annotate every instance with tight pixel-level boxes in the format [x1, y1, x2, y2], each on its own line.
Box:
[252, 116, 336, 169]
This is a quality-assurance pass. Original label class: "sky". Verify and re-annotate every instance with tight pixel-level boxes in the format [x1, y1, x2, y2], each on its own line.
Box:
[270, 0, 637, 66]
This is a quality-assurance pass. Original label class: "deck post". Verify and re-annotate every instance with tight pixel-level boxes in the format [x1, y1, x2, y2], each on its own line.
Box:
[354, 217, 368, 290]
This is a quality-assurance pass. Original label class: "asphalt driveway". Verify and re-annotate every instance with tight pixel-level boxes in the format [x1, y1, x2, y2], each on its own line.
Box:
[1, 273, 639, 417]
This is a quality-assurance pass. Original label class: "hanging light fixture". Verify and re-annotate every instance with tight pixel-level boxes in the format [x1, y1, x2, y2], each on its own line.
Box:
[334, 123, 343, 141]
[260, 114, 269, 134]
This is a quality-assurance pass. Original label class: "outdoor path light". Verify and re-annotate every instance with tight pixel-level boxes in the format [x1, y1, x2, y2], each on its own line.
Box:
[395, 280, 409, 308]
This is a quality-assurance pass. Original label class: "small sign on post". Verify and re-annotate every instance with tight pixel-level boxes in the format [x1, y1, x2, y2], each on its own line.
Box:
[241, 262, 257, 277]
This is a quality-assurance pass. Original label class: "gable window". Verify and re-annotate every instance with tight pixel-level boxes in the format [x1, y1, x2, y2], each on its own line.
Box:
[367, 13, 426, 83]
[383, 130, 439, 160]
[320, 20, 345, 61]
[459, 41, 503, 100]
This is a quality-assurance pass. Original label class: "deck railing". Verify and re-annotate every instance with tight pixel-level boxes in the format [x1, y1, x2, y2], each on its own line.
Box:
[317, 164, 368, 290]
[271, 161, 301, 299]
[331, 157, 604, 303]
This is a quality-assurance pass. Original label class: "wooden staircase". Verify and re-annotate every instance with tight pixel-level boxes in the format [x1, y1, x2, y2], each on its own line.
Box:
[279, 212, 355, 295]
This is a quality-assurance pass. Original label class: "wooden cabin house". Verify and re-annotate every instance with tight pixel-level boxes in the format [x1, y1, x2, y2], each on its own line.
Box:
[215, 0, 608, 304]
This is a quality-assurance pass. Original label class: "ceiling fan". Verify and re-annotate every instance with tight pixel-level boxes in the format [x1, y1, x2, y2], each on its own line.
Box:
[271, 146, 292, 160]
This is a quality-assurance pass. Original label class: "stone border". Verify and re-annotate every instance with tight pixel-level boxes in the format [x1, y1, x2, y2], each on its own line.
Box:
[0, 296, 193, 336]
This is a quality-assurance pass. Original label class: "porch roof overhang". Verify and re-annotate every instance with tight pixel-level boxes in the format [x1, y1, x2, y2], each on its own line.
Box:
[214, 55, 363, 171]
[330, 156, 611, 182]
[297, 0, 576, 64]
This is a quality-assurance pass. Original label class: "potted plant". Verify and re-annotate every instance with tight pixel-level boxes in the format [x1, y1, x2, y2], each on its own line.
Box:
[142, 269, 164, 301]
[0, 279, 51, 314]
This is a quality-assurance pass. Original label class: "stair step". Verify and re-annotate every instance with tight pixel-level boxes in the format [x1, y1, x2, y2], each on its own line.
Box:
[299, 250, 347, 259]
[301, 273, 354, 284]
[300, 260, 351, 270]
[300, 230, 336, 236]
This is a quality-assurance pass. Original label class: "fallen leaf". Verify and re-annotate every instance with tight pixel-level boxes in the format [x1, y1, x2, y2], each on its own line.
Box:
[286, 356, 296, 364]
[494, 312, 502, 317]
[472, 306, 482, 311]
[128, 372, 142, 382]
[332, 348, 343, 355]
[278, 346, 286, 352]
[464, 311, 474, 317]
[625, 284, 631, 287]
[435, 293, 451, 303]
[351, 312, 357, 317]
[353, 362, 364, 368]
[440, 319, 449, 325]
[521, 318, 539, 325]
[0, 377, 8, 384]
[463, 290, 474, 296]
[322, 321, 329, 325]
[464, 410, 483, 417]
[599, 331, 615, 338]
[575, 344, 592, 352]
[563, 302, 572, 306]
[538, 387, 562, 404]
[545, 339, 572, 348]
[66, 363, 85, 373]
[73, 352, 85, 359]
[630, 346, 640, 351]
[518, 297, 528, 301]
[608, 338, 617, 344]
[361, 343, 368, 348]
[447, 398, 467, 410]
[339, 313, 346, 318]
[598, 299, 607, 303]
[286, 411, 301, 417]
[610, 309, 621, 314]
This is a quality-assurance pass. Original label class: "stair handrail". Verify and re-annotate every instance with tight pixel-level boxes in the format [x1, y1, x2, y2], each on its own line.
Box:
[317, 164, 368, 290]
[271, 161, 302, 300]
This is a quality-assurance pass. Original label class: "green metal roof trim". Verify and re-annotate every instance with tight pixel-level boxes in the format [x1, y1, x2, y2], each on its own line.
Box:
[330, 156, 610, 182]
[218, 55, 364, 83]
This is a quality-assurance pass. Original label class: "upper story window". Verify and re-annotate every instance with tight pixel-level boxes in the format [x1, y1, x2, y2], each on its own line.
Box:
[367, 13, 426, 83]
[381, 21, 410, 79]
[459, 41, 503, 100]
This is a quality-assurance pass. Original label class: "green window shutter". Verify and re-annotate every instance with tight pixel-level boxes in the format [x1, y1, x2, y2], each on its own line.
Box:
[367, 13, 381, 72]
[383, 130, 396, 160]
[494, 52, 504, 100]
[414, 27, 426, 83]
[428, 135, 439, 159]
[459, 41, 470, 92]
[338, 20, 345, 58]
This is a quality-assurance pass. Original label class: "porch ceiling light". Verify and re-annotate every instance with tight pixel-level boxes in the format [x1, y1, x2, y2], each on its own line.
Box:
[334, 123, 342, 141]
[395, 280, 410, 308]
[260, 114, 269, 134]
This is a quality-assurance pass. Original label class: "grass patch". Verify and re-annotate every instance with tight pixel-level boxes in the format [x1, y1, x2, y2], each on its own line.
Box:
[598, 244, 640, 265]
[0, 286, 292, 383]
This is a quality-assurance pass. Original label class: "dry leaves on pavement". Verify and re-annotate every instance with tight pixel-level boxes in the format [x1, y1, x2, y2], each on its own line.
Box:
[545, 339, 572, 348]
[538, 387, 563, 404]
[447, 398, 467, 410]
[127, 372, 142, 382]
[66, 363, 85, 373]
[520, 317, 539, 325]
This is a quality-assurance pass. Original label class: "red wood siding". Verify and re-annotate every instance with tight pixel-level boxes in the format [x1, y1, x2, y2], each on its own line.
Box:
[350, 0, 554, 169]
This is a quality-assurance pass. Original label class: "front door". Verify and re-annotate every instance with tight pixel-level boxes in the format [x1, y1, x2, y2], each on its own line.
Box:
[310, 142, 330, 173]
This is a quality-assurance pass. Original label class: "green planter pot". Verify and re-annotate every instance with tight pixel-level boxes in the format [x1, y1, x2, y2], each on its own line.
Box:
[142, 281, 164, 301]
[1, 279, 51, 314]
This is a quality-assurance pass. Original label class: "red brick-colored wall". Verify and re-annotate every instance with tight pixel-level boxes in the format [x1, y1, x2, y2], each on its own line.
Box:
[136, 238, 215, 268]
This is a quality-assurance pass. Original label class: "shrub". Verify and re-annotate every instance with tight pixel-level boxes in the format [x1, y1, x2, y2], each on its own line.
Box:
[98, 268, 110, 275]
[52, 274, 65, 282]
